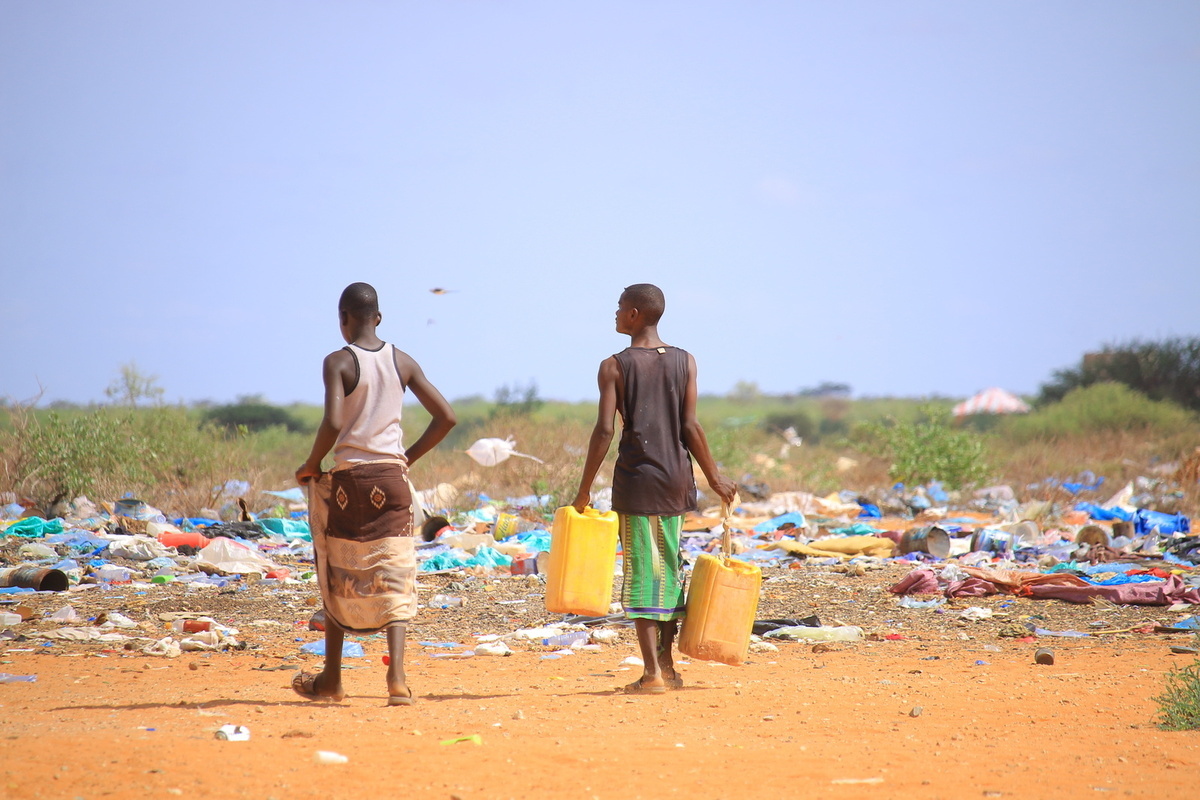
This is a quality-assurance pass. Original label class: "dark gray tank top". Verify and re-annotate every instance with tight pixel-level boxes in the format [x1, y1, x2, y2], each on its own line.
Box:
[611, 346, 697, 516]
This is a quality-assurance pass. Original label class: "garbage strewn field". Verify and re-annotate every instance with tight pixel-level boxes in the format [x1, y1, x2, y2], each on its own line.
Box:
[2, 478, 1199, 799]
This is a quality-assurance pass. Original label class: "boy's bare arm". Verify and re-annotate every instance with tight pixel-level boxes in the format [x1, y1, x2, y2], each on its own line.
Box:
[681, 352, 737, 504]
[571, 357, 621, 513]
[395, 349, 456, 466]
[296, 351, 351, 484]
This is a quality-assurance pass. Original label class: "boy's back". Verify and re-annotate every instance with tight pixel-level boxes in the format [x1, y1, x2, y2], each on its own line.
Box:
[334, 342, 406, 464]
[612, 345, 697, 516]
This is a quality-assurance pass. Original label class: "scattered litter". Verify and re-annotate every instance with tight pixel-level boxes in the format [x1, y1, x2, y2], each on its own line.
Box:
[300, 641, 365, 658]
[473, 641, 512, 657]
[439, 734, 483, 746]
[0, 673, 37, 683]
[215, 725, 250, 741]
[959, 607, 993, 622]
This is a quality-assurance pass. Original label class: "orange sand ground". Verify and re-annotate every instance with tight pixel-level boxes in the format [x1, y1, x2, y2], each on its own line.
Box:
[2, 637, 1197, 799]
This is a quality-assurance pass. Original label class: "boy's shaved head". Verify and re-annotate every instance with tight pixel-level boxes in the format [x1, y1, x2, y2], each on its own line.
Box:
[622, 283, 665, 325]
[339, 282, 379, 319]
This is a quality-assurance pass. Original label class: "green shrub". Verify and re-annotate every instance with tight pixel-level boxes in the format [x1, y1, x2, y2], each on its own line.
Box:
[1155, 657, 1200, 731]
[1041, 336, 1200, 413]
[858, 405, 990, 490]
[203, 402, 306, 433]
[14, 406, 230, 504]
[1003, 382, 1198, 441]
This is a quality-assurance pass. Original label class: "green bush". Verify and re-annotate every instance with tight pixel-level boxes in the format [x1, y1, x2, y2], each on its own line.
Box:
[1003, 382, 1198, 440]
[1155, 658, 1200, 731]
[1041, 336, 1200, 413]
[858, 405, 990, 490]
[203, 402, 306, 433]
[15, 406, 229, 503]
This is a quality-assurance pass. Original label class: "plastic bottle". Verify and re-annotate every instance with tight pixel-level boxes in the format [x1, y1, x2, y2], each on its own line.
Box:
[172, 619, 213, 633]
[540, 630, 590, 647]
[429, 594, 464, 609]
[95, 565, 133, 583]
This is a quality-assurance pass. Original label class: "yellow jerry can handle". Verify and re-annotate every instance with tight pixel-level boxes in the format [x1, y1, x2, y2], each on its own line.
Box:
[719, 492, 741, 562]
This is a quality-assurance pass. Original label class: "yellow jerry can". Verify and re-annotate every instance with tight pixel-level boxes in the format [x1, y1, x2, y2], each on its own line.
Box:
[678, 499, 761, 665]
[544, 506, 619, 616]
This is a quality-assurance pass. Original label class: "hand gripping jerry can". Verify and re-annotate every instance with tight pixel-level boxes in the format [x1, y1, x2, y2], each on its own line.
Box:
[544, 506, 619, 616]
[678, 498, 762, 666]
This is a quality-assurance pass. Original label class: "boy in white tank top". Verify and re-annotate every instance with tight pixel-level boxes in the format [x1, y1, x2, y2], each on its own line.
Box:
[294, 282, 456, 706]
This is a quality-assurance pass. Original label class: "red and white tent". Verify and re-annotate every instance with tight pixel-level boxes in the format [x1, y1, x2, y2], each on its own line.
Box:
[952, 387, 1031, 417]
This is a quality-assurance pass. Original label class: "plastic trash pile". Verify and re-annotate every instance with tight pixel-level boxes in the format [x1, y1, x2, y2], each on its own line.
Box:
[1, 468, 1196, 662]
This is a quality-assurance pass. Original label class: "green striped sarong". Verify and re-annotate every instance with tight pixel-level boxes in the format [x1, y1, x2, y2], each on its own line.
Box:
[619, 513, 686, 621]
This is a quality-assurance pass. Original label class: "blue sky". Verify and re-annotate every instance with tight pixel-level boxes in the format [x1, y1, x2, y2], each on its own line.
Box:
[2, 2, 1197, 407]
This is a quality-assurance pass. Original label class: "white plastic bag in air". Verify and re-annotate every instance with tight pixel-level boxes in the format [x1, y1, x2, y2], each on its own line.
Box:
[465, 437, 543, 467]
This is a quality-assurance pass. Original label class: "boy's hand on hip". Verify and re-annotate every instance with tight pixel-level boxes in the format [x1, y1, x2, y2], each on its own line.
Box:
[295, 463, 322, 486]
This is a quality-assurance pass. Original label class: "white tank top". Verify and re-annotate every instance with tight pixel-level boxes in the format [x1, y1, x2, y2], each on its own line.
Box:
[333, 343, 406, 465]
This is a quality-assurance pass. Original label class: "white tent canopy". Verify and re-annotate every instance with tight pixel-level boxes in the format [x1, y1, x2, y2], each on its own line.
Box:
[952, 387, 1032, 417]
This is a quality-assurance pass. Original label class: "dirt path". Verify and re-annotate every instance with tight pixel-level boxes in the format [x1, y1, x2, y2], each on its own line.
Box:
[2, 631, 1198, 799]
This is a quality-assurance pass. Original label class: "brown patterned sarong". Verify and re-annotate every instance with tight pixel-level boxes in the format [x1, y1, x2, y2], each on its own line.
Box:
[308, 461, 417, 633]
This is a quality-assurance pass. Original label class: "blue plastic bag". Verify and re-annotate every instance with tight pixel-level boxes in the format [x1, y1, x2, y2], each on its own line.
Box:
[1074, 502, 1133, 522]
[1134, 509, 1190, 536]
[301, 640, 365, 658]
[753, 512, 807, 534]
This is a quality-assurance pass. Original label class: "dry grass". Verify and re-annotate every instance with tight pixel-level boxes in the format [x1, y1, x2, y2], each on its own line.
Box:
[4, 400, 1196, 520]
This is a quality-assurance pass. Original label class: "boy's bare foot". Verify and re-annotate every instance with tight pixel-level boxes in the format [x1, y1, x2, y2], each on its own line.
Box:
[292, 671, 345, 702]
[621, 677, 667, 695]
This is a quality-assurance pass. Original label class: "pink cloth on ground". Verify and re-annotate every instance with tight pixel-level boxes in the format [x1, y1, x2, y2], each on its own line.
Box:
[890, 570, 940, 594]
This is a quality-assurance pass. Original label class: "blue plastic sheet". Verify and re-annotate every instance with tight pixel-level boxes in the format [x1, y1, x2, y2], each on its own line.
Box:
[1134, 509, 1190, 536]
[2, 517, 65, 538]
[43, 532, 109, 555]
[420, 546, 513, 572]
[829, 522, 882, 536]
[753, 512, 807, 534]
[1080, 562, 1139, 574]
[1074, 502, 1133, 522]
[301, 640, 365, 657]
[1062, 473, 1105, 494]
[512, 530, 551, 553]
[174, 517, 221, 528]
[256, 518, 311, 540]
[263, 488, 306, 503]
[857, 503, 882, 519]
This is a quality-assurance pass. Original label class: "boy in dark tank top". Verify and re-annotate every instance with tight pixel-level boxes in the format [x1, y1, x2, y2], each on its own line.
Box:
[572, 283, 736, 694]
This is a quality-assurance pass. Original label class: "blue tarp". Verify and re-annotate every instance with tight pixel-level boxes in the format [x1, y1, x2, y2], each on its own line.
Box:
[753, 512, 807, 534]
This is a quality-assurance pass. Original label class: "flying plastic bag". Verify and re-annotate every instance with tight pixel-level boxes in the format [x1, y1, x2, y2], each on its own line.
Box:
[465, 437, 543, 467]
